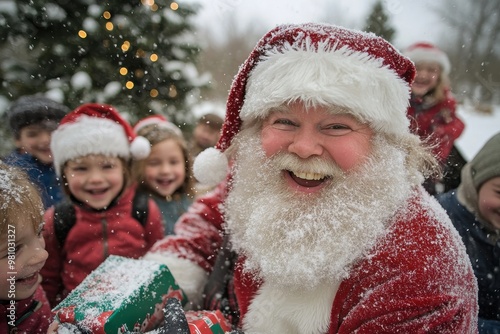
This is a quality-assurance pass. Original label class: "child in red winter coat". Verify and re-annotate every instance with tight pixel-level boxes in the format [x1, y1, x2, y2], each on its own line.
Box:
[0, 163, 52, 333]
[40, 103, 164, 308]
[404, 42, 465, 195]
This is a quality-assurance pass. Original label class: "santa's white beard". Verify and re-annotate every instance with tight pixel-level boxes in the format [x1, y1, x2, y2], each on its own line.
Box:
[225, 131, 414, 289]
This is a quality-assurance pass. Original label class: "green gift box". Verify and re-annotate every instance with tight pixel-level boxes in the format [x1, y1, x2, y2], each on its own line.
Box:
[53, 255, 187, 334]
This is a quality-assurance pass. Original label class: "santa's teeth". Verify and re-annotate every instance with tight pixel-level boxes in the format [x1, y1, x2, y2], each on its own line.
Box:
[293, 171, 325, 180]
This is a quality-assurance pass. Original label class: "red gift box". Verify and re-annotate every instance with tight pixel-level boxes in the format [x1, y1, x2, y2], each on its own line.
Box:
[186, 310, 231, 334]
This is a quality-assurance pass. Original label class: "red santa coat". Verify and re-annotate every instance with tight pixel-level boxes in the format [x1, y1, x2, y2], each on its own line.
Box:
[147, 183, 478, 333]
[41, 185, 164, 307]
[407, 90, 464, 163]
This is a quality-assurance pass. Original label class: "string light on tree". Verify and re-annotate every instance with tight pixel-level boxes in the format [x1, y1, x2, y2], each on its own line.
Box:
[0, 0, 207, 125]
[168, 85, 177, 98]
[122, 41, 131, 52]
[135, 69, 145, 79]
[136, 49, 146, 58]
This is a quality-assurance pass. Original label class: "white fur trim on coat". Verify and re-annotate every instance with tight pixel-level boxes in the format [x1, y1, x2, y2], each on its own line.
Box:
[243, 280, 340, 334]
[143, 252, 207, 307]
[241, 40, 411, 137]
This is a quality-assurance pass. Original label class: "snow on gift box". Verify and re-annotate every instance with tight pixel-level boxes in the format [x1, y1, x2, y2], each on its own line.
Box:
[52, 255, 187, 334]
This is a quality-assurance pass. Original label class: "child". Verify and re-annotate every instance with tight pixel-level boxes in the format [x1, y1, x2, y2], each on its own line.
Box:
[437, 132, 500, 333]
[40, 103, 164, 307]
[3, 95, 70, 208]
[0, 163, 52, 333]
[189, 113, 224, 159]
[404, 42, 465, 195]
[132, 115, 194, 235]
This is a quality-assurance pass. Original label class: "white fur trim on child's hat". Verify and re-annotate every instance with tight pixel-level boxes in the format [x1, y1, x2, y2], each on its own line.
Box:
[133, 114, 183, 137]
[404, 42, 451, 75]
[51, 103, 150, 176]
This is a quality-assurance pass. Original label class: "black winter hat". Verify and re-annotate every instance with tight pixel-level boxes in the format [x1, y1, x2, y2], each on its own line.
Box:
[7, 95, 70, 137]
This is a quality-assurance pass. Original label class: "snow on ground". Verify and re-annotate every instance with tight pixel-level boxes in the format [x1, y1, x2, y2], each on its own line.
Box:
[455, 104, 500, 161]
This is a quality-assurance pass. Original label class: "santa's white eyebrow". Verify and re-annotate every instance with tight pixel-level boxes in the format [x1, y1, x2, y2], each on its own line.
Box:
[267, 105, 290, 114]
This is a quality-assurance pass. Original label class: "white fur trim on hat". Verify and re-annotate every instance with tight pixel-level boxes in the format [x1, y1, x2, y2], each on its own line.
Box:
[51, 115, 131, 176]
[193, 147, 228, 186]
[241, 40, 411, 136]
[404, 46, 451, 75]
[134, 117, 183, 137]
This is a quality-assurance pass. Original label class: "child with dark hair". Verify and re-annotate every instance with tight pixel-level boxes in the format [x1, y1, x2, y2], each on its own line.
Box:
[0, 163, 52, 333]
[189, 113, 224, 159]
[132, 115, 194, 235]
[3, 95, 70, 208]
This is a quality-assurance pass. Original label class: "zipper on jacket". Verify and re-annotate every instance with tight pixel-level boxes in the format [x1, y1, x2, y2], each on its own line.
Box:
[101, 216, 109, 259]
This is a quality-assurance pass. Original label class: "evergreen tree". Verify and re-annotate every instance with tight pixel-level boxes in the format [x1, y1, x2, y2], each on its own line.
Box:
[0, 0, 208, 124]
[363, 1, 395, 43]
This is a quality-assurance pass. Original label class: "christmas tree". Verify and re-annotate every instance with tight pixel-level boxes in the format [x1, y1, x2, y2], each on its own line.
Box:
[0, 0, 208, 124]
[362, 1, 395, 43]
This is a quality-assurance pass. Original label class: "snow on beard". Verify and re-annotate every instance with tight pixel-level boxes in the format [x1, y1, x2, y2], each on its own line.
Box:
[224, 128, 413, 289]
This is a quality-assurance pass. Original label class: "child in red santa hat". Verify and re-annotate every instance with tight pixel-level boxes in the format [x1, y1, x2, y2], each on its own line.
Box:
[132, 115, 194, 236]
[40, 103, 164, 308]
[404, 42, 465, 195]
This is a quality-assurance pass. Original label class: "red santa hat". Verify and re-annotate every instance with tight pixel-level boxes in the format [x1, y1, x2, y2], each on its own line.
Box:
[51, 103, 151, 176]
[193, 23, 416, 186]
[133, 114, 183, 137]
[403, 42, 451, 75]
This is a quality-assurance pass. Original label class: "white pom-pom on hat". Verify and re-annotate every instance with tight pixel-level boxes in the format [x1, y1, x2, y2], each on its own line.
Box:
[130, 135, 151, 160]
[193, 147, 229, 186]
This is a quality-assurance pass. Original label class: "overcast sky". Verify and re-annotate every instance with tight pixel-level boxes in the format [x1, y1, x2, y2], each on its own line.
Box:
[181, 0, 445, 49]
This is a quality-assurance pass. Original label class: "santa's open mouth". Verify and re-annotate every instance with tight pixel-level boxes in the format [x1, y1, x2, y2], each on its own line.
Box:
[288, 170, 329, 187]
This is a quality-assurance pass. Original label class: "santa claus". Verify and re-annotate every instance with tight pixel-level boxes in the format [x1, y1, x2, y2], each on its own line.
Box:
[145, 23, 478, 333]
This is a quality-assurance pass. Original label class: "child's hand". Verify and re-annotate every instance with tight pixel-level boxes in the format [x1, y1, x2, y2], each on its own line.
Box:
[47, 321, 59, 334]
[47, 320, 83, 334]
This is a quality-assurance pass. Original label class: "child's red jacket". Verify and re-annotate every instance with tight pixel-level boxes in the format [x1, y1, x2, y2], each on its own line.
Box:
[41, 186, 164, 307]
